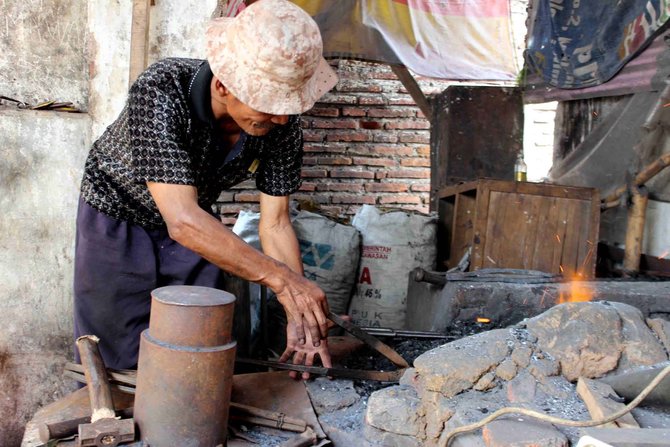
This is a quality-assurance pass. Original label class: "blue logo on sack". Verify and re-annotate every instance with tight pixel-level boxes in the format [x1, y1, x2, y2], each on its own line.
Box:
[298, 239, 334, 271]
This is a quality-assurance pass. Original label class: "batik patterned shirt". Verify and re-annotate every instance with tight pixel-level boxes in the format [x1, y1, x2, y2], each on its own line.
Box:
[81, 58, 303, 229]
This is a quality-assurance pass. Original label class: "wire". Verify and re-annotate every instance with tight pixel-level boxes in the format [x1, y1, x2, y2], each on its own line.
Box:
[439, 364, 670, 446]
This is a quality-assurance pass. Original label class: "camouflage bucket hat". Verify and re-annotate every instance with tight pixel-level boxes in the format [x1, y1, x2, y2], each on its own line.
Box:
[205, 0, 338, 115]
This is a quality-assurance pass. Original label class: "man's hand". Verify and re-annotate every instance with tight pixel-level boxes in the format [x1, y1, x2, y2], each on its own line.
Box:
[279, 317, 332, 380]
[273, 269, 330, 346]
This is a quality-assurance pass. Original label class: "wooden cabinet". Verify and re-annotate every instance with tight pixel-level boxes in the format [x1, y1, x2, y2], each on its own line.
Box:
[437, 179, 600, 278]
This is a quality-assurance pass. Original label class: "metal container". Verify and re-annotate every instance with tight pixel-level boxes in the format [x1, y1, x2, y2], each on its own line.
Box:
[135, 286, 236, 447]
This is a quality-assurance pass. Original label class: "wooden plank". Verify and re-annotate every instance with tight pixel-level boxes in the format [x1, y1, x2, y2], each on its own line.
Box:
[471, 183, 492, 270]
[129, 0, 152, 87]
[482, 191, 505, 268]
[448, 192, 476, 268]
[558, 199, 583, 277]
[520, 194, 543, 270]
[531, 197, 560, 273]
[390, 65, 433, 123]
[580, 428, 669, 446]
[577, 377, 640, 429]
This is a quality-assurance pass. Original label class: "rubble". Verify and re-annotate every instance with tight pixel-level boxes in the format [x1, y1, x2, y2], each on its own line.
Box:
[362, 301, 670, 446]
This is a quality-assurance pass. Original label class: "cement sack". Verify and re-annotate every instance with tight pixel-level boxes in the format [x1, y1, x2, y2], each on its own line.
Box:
[233, 209, 360, 316]
[348, 205, 437, 329]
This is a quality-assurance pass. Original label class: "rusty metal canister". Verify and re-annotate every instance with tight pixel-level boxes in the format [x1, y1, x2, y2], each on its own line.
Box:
[134, 285, 236, 447]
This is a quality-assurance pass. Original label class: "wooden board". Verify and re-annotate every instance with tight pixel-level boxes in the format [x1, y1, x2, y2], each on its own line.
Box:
[577, 377, 639, 428]
[436, 179, 600, 277]
[580, 428, 670, 446]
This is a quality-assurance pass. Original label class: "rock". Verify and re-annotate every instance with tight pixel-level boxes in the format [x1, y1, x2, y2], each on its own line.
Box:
[414, 329, 512, 397]
[318, 399, 367, 447]
[399, 367, 419, 387]
[610, 302, 668, 371]
[527, 356, 560, 380]
[363, 423, 422, 447]
[525, 302, 623, 381]
[511, 346, 533, 368]
[474, 372, 497, 391]
[305, 378, 360, 414]
[647, 318, 670, 353]
[482, 420, 568, 447]
[366, 385, 424, 437]
[506, 370, 537, 403]
[420, 391, 456, 441]
[496, 358, 518, 381]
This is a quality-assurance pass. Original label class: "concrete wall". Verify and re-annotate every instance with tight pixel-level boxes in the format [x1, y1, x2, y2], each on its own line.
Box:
[0, 109, 90, 446]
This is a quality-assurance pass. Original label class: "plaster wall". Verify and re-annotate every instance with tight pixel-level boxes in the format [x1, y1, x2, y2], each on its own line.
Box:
[0, 0, 88, 108]
[0, 109, 90, 446]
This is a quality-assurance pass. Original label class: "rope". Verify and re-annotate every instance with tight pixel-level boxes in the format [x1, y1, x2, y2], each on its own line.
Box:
[439, 364, 670, 446]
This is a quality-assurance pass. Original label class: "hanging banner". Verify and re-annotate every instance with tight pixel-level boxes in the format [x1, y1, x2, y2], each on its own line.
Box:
[292, 0, 518, 80]
[526, 0, 670, 89]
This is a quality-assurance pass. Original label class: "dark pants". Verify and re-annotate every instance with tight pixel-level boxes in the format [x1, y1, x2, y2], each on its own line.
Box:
[73, 198, 224, 369]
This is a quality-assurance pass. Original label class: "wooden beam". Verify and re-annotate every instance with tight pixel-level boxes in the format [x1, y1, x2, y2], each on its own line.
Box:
[577, 377, 640, 429]
[581, 428, 670, 446]
[129, 0, 152, 88]
[390, 64, 433, 123]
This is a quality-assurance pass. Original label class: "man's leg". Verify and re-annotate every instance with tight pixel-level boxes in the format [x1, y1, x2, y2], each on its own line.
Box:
[73, 199, 158, 370]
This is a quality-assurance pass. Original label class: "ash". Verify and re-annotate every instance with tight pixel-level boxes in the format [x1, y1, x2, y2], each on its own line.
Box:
[343, 319, 496, 396]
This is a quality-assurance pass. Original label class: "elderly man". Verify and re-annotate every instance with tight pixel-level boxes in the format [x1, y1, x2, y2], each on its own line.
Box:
[74, 0, 338, 377]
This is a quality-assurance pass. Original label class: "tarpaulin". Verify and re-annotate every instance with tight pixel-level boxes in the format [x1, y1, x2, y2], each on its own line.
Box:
[526, 0, 670, 89]
[291, 0, 518, 80]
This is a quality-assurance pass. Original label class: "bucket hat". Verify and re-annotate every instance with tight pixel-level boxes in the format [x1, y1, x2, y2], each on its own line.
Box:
[205, 0, 338, 115]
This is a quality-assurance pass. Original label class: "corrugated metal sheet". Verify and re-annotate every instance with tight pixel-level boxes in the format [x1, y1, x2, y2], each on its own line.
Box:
[524, 29, 670, 104]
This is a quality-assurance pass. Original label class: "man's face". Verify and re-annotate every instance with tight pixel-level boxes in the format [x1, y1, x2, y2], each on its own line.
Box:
[225, 92, 289, 136]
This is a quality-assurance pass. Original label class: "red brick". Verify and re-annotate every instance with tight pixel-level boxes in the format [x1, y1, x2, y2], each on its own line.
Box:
[342, 107, 367, 117]
[368, 108, 416, 118]
[410, 183, 431, 192]
[316, 183, 365, 192]
[302, 156, 318, 165]
[386, 94, 418, 106]
[319, 93, 358, 105]
[385, 120, 431, 130]
[398, 204, 430, 214]
[301, 168, 328, 178]
[230, 180, 256, 190]
[332, 195, 376, 205]
[359, 120, 383, 130]
[217, 192, 235, 202]
[291, 193, 330, 204]
[305, 106, 340, 117]
[401, 158, 431, 167]
[311, 118, 358, 129]
[303, 143, 346, 153]
[221, 216, 237, 226]
[398, 131, 430, 144]
[326, 131, 371, 142]
[351, 145, 414, 157]
[372, 133, 399, 143]
[337, 80, 383, 93]
[375, 171, 387, 179]
[303, 129, 325, 142]
[385, 169, 430, 179]
[219, 204, 248, 214]
[317, 157, 353, 165]
[352, 157, 398, 167]
[300, 117, 311, 128]
[235, 192, 261, 202]
[318, 205, 346, 217]
[330, 168, 375, 179]
[378, 195, 422, 205]
[416, 145, 431, 157]
[365, 183, 409, 193]
[358, 96, 387, 106]
[299, 182, 317, 192]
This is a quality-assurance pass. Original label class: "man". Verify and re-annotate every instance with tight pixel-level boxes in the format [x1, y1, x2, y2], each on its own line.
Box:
[74, 0, 338, 378]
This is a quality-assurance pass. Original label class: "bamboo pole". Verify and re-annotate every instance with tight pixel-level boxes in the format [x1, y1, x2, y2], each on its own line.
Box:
[623, 186, 649, 274]
[602, 153, 670, 209]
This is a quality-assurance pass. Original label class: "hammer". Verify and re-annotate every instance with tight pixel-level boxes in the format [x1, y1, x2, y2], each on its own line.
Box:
[76, 335, 135, 447]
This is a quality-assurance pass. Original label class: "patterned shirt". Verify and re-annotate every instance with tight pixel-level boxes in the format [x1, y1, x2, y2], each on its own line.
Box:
[81, 58, 303, 229]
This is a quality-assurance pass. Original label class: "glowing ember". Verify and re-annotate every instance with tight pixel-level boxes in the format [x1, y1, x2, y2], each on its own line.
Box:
[476, 317, 491, 324]
[557, 274, 593, 304]
[555, 234, 561, 243]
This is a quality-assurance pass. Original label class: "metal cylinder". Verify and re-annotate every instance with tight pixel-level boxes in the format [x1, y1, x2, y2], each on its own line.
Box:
[134, 285, 236, 447]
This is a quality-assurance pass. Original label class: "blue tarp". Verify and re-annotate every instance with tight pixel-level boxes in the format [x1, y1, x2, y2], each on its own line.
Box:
[526, 0, 670, 88]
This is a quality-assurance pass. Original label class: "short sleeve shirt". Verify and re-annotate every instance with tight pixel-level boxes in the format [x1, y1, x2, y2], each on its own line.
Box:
[80, 58, 303, 229]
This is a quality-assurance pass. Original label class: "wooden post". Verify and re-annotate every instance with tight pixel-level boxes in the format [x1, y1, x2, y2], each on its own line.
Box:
[129, 0, 152, 88]
[623, 185, 649, 274]
[390, 64, 432, 123]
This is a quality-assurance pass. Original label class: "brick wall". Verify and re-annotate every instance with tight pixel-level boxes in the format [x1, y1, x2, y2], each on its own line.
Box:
[216, 60, 453, 225]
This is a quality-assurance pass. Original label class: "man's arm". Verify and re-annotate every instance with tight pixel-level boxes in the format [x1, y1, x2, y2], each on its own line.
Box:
[146, 182, 329, 345]
[258, 193, 332, 379]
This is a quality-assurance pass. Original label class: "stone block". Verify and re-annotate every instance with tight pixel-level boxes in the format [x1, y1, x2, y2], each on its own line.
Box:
[363, 423, 422, 447]
[496, 358, 518, 381]
[305, 378, 360, 414]
[610, 302, 668, 370]
[511, 346, 533, 368]
[482, 420, 568, 447]
[366, 385, 424, 437]
[414, 329, 512, 397]
[506, 371, 537, 403]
